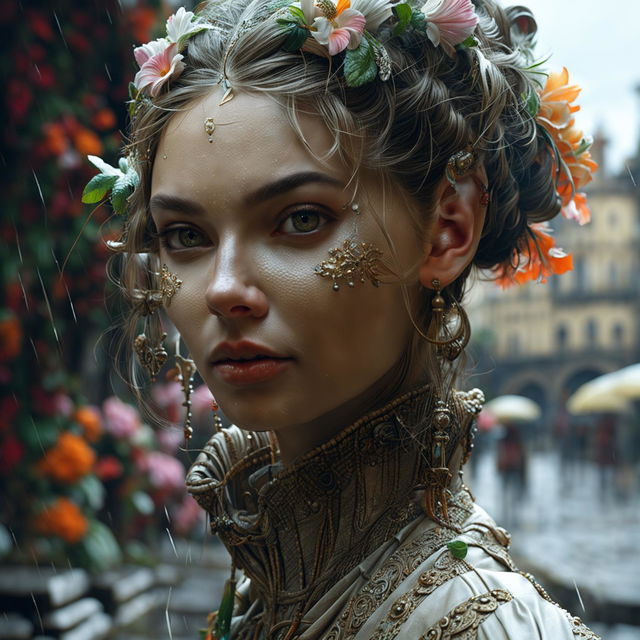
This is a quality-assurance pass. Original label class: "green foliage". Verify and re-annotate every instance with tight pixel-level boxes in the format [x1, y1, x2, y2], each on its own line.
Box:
[344, 36, 378, 88]
[392, 3, 413, 37]
[409, 10, 427, 33]
[282, 24, 310, 52]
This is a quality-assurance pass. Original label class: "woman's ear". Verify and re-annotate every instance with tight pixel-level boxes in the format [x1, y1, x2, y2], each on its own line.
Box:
[419, 171, 488, 288]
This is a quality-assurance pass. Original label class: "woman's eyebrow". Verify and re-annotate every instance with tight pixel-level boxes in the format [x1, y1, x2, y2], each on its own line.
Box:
[149, 193, 205, 216]
[243, 171, 344, 207]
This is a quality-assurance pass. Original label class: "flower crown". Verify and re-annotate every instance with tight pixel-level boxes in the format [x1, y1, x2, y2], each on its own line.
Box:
[82, 1, 597, 287]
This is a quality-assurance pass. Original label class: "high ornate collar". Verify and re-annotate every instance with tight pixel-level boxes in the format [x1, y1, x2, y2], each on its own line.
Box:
[186, 386, 482, 637]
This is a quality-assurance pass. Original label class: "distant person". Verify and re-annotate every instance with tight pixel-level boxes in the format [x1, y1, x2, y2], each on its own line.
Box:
[496, 422, 527, 526]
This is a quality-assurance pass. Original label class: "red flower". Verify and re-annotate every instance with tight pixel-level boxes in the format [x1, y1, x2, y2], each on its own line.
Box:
[28, 44, 47, 62]
[127, 7, 158, 44]
[8, 81, 32, 121]
[0, 395, 19, 433]
[0, 433, 25, 475]
[0, 315, 22, 361]
[95, 456, 124, 481]
[32, 64, 56, 89]
[31, 387, 59, 416]
[67, 32, 91, 54]
[27, 10, 54, 41]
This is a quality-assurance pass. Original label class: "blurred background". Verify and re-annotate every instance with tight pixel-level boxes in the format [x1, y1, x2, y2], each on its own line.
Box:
[0, 1, 638, 639]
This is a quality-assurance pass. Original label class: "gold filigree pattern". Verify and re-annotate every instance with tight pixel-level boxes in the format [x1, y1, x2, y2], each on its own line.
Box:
[314, 238, 384, 291]
[159, 264, 182, 305]
[328, 490, 475, 640]
[369, 552, 468, 640]
[419, 589, 513, 640]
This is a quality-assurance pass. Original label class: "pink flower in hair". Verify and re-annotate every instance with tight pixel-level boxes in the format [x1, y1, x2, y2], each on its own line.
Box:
[133, 41, 185, 97]
[311, 0, 366, 56]
[421, 0, 479, 55]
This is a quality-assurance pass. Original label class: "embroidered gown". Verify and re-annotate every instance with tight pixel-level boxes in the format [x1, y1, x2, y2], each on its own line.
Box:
[186, 388, 600, 640]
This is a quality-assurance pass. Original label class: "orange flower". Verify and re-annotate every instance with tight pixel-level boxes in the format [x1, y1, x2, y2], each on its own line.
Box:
[72, 127, 103, 156]
[495, 223, 573, 288]
[34, 497, 88, 544]
[0, 314, 22, 361]
[91, 108, 116, 131]
[537, 68, 598, 218]
[37, 431, 95, 484]
[73, 406, 102, 442]
[41, 122, 67, 156]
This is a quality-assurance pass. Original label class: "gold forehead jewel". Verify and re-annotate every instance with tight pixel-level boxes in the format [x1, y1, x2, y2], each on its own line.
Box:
[204, 117, 216, 143]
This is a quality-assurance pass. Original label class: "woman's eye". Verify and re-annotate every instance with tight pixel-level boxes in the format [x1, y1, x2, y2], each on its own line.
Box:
[279, 209, 328, 235]
[160, 227, 206, 250]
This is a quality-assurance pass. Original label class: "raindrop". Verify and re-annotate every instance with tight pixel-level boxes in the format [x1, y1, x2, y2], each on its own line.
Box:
[625, 163, 637, 187]
[51, 248, 77, 323]
[164, 506, 171, 523]
[37, 268, 60, 346]
[165, 586, 174, 640]
[183, 615, 190, 631]
[30, 416, 46, 454]
[33, 64, 41, 80]
[9, 528, 22, 554]
[104, 63, 112, 82]
[31, 169, 46, 212]
[29, 338, 39, 363]
[166, 527, 179, 558]
[13, 222, 23, 264]
[17, 273, 29, 311]
[52, 11, 67, 49]
[31, 593, 44, 633]
[572, 578, 586, 613]
[105, 8, 113, 24]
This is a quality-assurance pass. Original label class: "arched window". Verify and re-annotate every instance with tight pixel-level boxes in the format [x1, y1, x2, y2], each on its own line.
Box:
[586, 318, 598, 345]
[556, 324, 568, 350]
[613, 323, 624, 346]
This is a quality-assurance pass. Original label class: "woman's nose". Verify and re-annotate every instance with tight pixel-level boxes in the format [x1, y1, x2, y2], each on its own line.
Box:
[204, 239, 269, 319]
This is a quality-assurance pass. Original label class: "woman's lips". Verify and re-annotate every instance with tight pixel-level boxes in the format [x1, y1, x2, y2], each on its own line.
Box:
[212, 356, 293, 385]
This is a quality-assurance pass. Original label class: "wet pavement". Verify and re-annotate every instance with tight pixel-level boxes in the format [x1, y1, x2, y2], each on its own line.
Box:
[467, 447, 640, 639]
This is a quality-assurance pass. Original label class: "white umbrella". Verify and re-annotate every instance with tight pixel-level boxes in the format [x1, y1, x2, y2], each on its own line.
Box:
[484, 395, 541, 422]
[607, 363, 640, 399]
[567, 374, 630, 415]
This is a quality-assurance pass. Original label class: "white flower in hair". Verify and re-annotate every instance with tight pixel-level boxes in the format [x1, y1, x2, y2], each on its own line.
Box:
[420, 0, 478, 55]
[350, 0, 393, 32]
[166, 7, 213, 46]
[133, 37, 170, 67]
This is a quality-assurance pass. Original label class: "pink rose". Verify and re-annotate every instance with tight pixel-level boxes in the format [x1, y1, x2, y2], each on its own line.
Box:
[102, 396, 140, 439]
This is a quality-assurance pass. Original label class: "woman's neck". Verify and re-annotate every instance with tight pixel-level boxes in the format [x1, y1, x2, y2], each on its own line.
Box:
[274, 356, 425, 464]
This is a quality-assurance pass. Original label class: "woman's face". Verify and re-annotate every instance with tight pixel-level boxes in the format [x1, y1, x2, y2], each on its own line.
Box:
[150, 90, 425, 458]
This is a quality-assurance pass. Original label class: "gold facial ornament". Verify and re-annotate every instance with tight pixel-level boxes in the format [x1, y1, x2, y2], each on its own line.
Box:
[315, 238, 384, 291]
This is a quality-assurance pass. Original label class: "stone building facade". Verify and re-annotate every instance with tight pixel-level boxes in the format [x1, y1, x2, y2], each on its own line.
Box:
[468, 138, 640, 425]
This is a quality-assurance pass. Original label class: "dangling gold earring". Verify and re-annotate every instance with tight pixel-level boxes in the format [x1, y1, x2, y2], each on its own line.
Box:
[173, 350, 196, 445]
[425, 279, 470, 362]
[422, 280, 471, 527]
[424, 400, 454, 525]
[132, 265, 182, 382]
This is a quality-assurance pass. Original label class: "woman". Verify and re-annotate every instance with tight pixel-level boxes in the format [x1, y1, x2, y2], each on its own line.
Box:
[87, 0, 599, 637]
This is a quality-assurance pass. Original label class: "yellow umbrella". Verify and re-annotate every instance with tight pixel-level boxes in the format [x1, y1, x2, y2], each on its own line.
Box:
[567, 375, 630, 415]
[484, 395, 541, 422]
